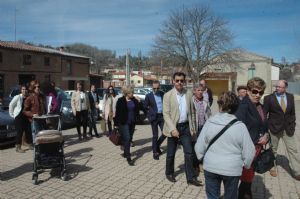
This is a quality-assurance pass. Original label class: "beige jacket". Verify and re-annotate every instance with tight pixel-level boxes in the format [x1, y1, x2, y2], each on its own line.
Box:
[71, 91, 90, 115]
[163, 88, 196, 138]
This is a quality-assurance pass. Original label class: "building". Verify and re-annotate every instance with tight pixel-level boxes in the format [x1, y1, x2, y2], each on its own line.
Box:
[0, 41, 90, 97]
[202, 49, 280, 96]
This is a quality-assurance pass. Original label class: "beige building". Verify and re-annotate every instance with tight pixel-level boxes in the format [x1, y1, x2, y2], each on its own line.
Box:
[130, 74, 143, 87]
[202, 49, 279, 96]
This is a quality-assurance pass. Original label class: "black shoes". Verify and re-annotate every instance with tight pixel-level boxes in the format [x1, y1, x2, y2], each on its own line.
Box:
[187, 178, 203, 186]
[127, 158, 135, 166]
[156, 148, 162, 155]
[166, 174, 176, 183]
[153, 153, 159, 160]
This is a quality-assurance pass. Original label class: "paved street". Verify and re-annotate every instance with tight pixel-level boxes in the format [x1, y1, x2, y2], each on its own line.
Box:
[1, 101, 300, 199]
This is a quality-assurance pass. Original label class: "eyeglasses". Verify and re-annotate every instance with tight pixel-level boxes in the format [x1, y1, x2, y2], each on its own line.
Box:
[276, 86, 285, 89]
[34, 85, 40, 89]
[153, 88, 159, 90]
[251, 89, 264, 96]
[175, 79, 185, 83]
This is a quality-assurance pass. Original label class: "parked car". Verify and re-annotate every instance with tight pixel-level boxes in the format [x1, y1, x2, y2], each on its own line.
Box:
[56, 88, 76, 129]
[0, 105, 17, 147]
[65, 90, 75, 96]
[160, 84, 173, 93]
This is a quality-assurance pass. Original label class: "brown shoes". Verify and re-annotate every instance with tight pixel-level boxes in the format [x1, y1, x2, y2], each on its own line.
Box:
[269, 167, 277, 177]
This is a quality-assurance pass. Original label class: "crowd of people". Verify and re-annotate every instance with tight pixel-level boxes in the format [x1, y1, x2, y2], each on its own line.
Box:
[8, 73, 299, 199]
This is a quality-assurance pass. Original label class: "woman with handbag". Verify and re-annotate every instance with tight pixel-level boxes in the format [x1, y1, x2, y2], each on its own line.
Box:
[115, 85, 139, 166]
[235, 77, 269, 199]
[195, 91, 255, 199]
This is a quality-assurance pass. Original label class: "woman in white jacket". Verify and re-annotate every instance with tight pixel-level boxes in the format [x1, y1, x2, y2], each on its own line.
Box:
[9, 85, 32, 152]
[194, 91, 255, 199]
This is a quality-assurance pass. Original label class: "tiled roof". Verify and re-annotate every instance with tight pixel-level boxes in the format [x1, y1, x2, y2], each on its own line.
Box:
[0, 41, 90, 59]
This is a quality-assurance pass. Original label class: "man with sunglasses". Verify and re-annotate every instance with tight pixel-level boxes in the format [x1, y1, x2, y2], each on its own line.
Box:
[144, 80, 166, 160]
[162, 72, 201, 186]
[264, 80, 300, 180]
[235, 77, 269, 199]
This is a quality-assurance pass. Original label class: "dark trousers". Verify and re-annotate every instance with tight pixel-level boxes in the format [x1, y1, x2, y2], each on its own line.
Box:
[150, 114, 166, 154]
[89, 109, 98, 135]
[120, 123, 135, 158]
[204, 170, 240, 199]
[107, 120, 112, 133]
[165, 122, 196, 181]
[75, 110, 88, 138]
[15, 113, 32, 145]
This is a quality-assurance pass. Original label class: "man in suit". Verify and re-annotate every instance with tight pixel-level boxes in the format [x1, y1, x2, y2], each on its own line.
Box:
[199, 78, 213, 106]
[264, 80, 300, 180]
[88, 84, 100, 137]
[144, 80, 167, 160]
[163, 72, 201, 186]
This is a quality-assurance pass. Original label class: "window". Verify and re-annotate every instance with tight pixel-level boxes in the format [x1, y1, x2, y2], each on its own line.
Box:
[248, 63, 256, 79]
[0, 52, 2, 63]
[66, 60, 72, 75]
[44, 57, 50, 66]
[23, 54, 31, 65]
[137, 80, 141, 83]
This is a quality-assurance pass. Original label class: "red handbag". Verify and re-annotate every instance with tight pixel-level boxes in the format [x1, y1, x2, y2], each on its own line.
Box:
[109, 128, 121, 146]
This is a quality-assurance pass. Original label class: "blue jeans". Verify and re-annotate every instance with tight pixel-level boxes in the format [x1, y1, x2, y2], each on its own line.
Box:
[31, 119, 46, 144]
[204, 170, 240, 199]
[120, 123, 135, 158]
[165, 122, 196, 181]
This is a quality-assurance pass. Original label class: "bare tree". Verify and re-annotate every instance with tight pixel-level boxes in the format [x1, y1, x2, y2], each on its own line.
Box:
[153, 5, 235, 82]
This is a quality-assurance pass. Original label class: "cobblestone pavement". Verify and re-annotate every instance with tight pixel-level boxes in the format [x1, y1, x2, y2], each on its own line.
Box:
[1, 101, 300, 199]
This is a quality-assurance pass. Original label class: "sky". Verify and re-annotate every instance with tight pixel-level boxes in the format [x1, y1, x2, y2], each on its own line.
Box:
[0, 0, 300, 63]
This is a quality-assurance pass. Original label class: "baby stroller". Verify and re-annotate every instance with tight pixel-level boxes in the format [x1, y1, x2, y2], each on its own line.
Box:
[32, 114, 66, 185]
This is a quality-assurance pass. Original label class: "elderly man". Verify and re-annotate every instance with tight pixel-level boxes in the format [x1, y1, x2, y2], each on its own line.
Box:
[237, 85, 248, 100]
[264, 80, 300, 180]
[199, 78, 213, 106]
[163, 72, 201, 186]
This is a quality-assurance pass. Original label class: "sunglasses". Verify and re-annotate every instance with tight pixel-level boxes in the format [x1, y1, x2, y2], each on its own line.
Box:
[251, 89, 264, 96]
[175, 79, 185, 83]
[34, 85, 40, 89]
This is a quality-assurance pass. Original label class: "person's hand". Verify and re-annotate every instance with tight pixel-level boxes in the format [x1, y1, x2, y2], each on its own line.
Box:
[171, 130, 180, 138]
[257, 134, 269, 145]
[33, 114, 39, 117]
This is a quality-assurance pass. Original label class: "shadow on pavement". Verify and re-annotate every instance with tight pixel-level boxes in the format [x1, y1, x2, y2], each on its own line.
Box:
[0, 162, 32, 181]
[276, 154, 293, 177]
[133, 137, 152, 147]
[132, 146, 153, 162]
[253, 175, 272, 199]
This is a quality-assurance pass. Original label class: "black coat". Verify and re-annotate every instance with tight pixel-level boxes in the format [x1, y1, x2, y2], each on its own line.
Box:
[235, 95, 268, 144]
[115, 96, 139, 126]
[88, 91, 99, 110]
[144, 91, 164, 122]
[207, 87, 213, 106]
[263, 92, 296, 136]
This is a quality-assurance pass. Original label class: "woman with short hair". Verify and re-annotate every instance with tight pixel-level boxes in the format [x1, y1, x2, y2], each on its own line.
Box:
[195, 91, 255, 199]
[115, 85, 139, 166]
[235, 77, 269, 199]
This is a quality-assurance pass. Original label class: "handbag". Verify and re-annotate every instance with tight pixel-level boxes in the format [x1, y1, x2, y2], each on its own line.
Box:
[109, 127, 121, 146]
[253, 145, 275, 174]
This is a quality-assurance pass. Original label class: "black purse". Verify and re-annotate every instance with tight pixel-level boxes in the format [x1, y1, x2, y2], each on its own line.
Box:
[253, 145, 275, 174]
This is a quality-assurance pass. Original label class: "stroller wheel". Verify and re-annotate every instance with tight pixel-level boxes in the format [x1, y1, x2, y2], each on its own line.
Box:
[32, 174, 38, 185]
[61, 172, 67, 181]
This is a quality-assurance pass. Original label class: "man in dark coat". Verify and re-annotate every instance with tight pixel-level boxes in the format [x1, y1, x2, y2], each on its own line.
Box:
[144, 80, 166, 160]
[264, 80, 300, 180]
[199, 79, 213, 106]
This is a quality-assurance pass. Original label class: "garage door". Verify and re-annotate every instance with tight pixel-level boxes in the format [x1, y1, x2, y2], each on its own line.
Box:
[206, 80, 229, 97]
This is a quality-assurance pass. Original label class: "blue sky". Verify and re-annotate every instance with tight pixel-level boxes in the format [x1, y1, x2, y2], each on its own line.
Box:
[0, 0, 299, 63]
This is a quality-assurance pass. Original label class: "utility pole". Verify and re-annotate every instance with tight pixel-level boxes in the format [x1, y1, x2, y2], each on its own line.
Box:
[125, 49, 130, 85]
[14, 7, 17, 42]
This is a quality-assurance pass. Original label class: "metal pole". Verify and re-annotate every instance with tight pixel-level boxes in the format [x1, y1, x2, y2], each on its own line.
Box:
[125, 49, 130, 85]
[14, 7, 17, 42]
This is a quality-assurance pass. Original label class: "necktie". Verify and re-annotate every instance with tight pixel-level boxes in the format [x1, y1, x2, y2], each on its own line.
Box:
[280, 95, 286, 113]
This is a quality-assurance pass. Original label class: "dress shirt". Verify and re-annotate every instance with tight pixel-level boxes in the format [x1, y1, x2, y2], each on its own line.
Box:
[176, 90, 188, 123]
[153, 92, 163, 113]
[275, 92, 287, 107]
